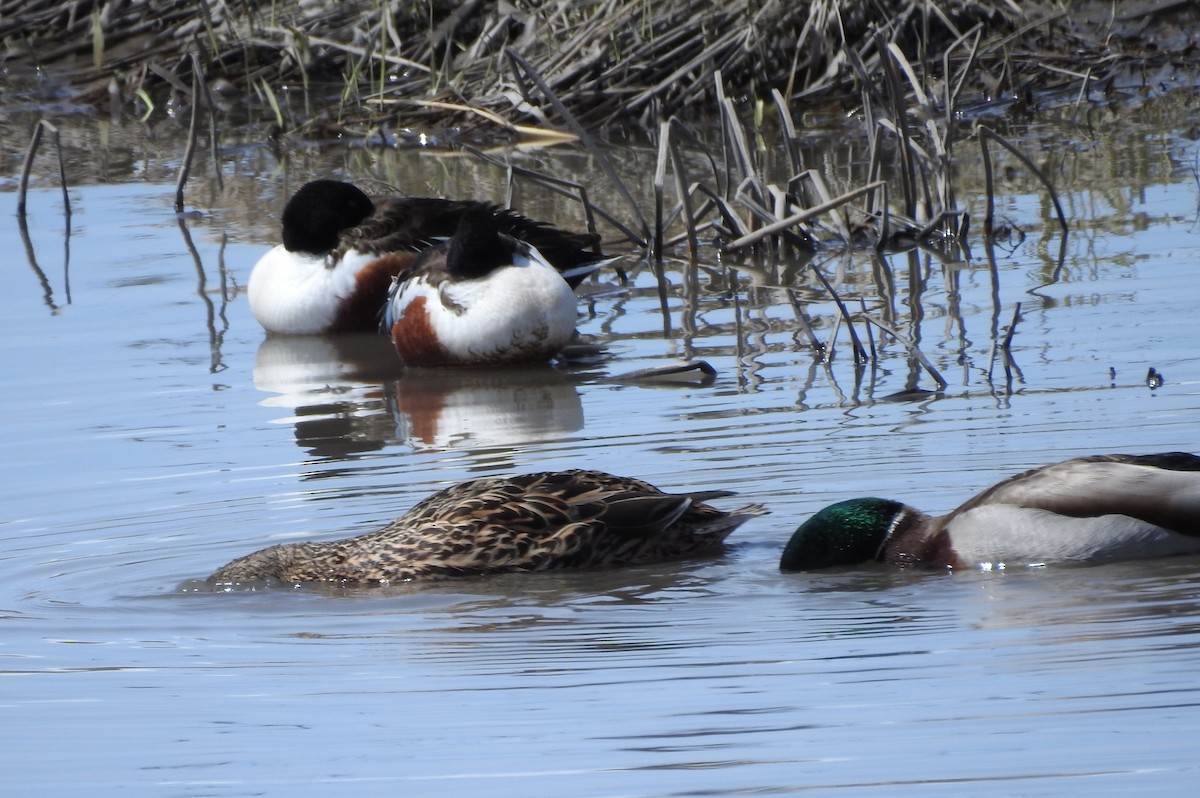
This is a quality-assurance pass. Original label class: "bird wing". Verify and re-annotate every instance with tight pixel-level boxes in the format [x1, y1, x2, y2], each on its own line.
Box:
[383, 470, 746, 574]
[951, 453, 1200, 535]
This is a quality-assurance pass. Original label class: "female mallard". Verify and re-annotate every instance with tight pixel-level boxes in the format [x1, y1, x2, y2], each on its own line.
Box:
[210, 470, 766, 584]
[248, 179, 610, 336]
[780, 452, 1200, 571]
[381, 206, 581, 366]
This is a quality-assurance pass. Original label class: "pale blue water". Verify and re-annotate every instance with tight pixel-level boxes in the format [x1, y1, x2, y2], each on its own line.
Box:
[3, 99, 1200, 795]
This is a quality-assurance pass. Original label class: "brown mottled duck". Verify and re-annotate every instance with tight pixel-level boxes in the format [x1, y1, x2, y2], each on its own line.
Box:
[210, 470, 766, 585]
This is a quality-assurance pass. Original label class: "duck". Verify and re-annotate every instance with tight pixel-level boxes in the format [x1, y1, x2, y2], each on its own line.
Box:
[247, 179, 611, 335]
[381, 205, 582, 366]
[209, 470, 767, 584]
[780, 452, 1200, 572]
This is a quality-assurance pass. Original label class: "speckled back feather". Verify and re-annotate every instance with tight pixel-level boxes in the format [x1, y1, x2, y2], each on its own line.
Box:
[336, 197, 605, 286]
[209, 470, 766, 585]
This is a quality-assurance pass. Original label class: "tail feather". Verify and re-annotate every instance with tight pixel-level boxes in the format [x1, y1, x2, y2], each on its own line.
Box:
[694, 503, 770, 541]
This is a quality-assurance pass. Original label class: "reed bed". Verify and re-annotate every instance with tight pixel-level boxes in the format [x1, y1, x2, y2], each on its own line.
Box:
[3, 0, 1195, 135]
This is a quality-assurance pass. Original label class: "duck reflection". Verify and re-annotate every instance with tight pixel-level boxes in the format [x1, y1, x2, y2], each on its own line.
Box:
[253, 334, 584, 456]
[389, 365, 583, 449]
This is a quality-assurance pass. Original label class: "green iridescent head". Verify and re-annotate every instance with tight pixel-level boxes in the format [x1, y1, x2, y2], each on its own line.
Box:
[780, 498, 905, 572]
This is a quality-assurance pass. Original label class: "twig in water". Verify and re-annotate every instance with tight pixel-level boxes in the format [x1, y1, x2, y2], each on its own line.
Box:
[859, 298, 877, 361]
[667, 120, 700, 262]
[1001, 301, 1021, 353]
[977, 125, 1069, 236]
[191, 51, 224, 194]
[18, 120, 71, 220]
[861, 315, 948, 390]
[811, 262, 868, 364]
[653, 121, 669, 263]
[787, 289, 825, 355]
[1000, 301, 1024, 388]
[175, 53, 203, 214]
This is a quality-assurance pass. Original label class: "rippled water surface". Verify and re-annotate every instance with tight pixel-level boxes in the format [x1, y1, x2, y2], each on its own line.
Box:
[4, 95, 1200, 794]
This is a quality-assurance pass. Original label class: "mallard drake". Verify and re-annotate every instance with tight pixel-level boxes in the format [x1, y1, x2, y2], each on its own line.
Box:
[381, 206, 581, 366]
[248, 179, 610, 335]
[210, 470, 767, 584]
[780, 452, 1200, 571]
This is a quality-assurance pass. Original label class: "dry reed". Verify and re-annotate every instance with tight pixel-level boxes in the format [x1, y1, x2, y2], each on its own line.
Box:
[4, 0, 1193, 136]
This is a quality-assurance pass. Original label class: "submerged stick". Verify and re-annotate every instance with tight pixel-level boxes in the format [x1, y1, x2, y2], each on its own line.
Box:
[810, 262, 868, 363]
[1000, 301, 1021, 352]
[862, 315, 948, 390]
[979, 123, 997, 238]
[176, 54, 203, 214]
[667, 120, 700, 261]
[787, 289, 825, 354]
[17, 120, 71, 220]
[859, 298, 877, 361]
[653, 120, 669, 263]
[978, 125, 1069, 236]
[193, 51, 224, 195]
[1000, 302, 1023, 389]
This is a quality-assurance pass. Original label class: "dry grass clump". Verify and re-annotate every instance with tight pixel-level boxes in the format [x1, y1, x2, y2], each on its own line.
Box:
[4, 0, 1194, 139]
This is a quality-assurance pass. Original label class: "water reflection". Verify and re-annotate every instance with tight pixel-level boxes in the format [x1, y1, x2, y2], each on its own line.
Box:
[176, 216, 231, 374]
[390, 365, 584, 449]
[253, 334, 585, 455]
[15, 185, 71, 312]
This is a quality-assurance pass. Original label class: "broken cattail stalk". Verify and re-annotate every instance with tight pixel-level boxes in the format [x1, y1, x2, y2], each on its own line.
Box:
[666, 120, 701, 261]
[653, 120, 670, 263]
[861, 315, 948, 389]
[977, 125, 1069, 236]
[175, 54, 203, 214]
[810, 262, 868, 364]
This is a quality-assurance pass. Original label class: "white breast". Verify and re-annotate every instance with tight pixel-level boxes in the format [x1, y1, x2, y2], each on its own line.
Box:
[248, 246, 369, 334]
[390, 252, 577, 363]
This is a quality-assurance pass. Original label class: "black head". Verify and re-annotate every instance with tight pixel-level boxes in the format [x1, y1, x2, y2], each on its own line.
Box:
[280, 179, 376, 255]
[445, 206, 525, 280]
[779, 498, 905, 572]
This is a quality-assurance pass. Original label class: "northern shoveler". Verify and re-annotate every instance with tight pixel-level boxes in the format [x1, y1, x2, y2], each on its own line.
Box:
[780, 452, 1200, 571]
[209, 470, 767, 584]
[247, 179, 609, 336]
[380, 206, 587, 366]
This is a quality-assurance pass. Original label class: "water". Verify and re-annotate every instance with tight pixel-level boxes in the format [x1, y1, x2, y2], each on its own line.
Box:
[3, 96, 1200, 794]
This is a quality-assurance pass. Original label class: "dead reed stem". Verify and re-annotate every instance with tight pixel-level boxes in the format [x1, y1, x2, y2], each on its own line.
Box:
[175, 55, 202, 214]
[862, 315, 948, 390]
[18, 120, 70, 220]
[3, 0, 1188, 142]
[978, 125, 1069, 237]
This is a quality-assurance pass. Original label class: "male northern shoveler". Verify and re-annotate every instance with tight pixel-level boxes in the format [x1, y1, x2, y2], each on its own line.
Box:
[209, 470, 767, 584]
[380, 206, 585, 366]
[780, 452, 1200, 571]
[247, 179, 609, 335]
